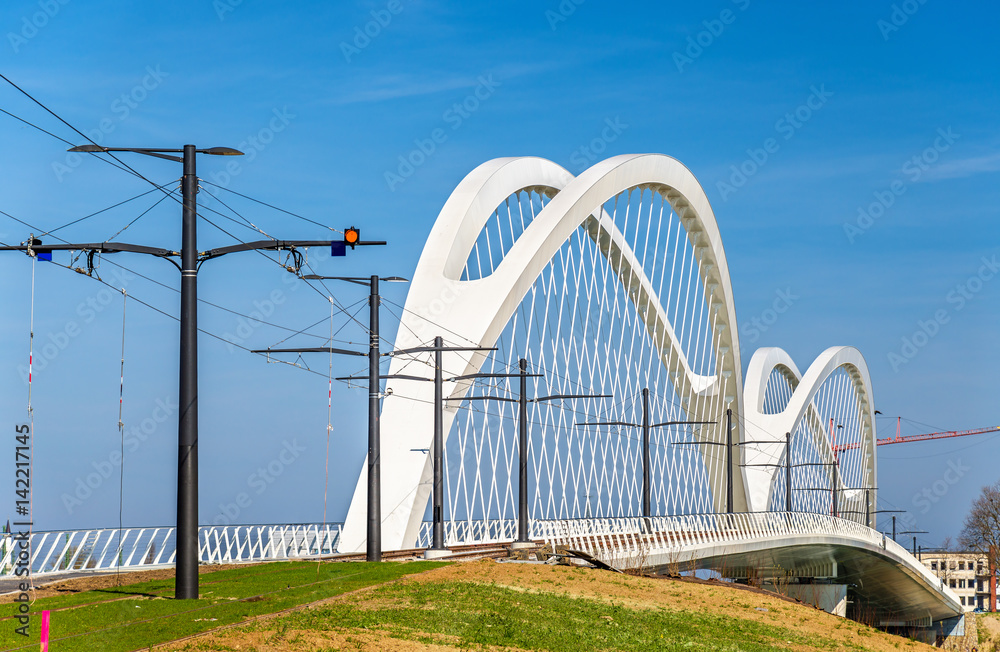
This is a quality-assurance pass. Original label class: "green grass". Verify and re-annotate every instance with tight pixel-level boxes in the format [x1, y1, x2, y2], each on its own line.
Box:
[198, 578, 875, 652]
[0, 561, 444, 651]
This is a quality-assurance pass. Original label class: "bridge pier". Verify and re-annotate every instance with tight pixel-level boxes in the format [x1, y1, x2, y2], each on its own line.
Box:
[761, 580, 848, 617]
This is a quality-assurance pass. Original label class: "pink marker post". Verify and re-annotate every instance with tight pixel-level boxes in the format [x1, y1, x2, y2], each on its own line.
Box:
[40, 610, 50, 652]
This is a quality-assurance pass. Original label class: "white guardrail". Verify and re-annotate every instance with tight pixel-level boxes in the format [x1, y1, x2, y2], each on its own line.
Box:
[0, 513, 951, 600]
[0, 523, 342, 578]
[416, 519, 519, 548]
[535, 512, 950, 592]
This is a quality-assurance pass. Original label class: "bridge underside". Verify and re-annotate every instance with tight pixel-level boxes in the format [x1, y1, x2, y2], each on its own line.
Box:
[657, 541, 959, 625]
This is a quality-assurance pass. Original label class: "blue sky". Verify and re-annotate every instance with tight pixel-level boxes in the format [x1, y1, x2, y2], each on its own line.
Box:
[0, 0, 997, 550]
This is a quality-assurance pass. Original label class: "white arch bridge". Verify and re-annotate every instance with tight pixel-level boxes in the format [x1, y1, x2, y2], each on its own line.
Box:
[335, 153, 959, 626]
[0, 154, 959, 629]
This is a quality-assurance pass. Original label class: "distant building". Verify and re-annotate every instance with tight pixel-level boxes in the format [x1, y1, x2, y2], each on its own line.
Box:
[920, 551, 997, 612]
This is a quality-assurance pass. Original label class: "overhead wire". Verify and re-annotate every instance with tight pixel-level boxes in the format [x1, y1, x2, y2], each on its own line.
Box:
[1, 79, 375, 348]
[200, 180, 342, 234]
[0, 76, 332, 284]
[0, 101, 338, 254]
[198, 183, 276, 241]
[105, 187, 177, 242]
[0, 105, 145, 180]
[0, 73, 187, 194]
[1, 208, 334, 343]
[50, 182, 177, 239]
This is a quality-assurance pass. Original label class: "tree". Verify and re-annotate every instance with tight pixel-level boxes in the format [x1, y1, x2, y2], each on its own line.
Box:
[959, 479, 1000, 582]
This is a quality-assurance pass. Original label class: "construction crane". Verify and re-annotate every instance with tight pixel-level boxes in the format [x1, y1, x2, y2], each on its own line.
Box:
[832, 417, 1000, 452]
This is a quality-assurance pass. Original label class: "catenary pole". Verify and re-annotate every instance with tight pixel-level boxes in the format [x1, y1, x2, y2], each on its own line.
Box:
[367, 275, 381, 562]
[176, 145, 199, 599]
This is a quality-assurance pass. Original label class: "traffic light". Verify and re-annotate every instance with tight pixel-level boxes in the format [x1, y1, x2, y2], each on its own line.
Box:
[30, 238, 52, 261]
[331, 227, 361, 256]
[344, 226, 360, 249]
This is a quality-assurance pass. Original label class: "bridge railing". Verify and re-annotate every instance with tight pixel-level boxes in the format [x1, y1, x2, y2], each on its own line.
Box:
[416, 519, 519, 547]
[536, 512, 943, 578]
[0, 523, 342, 578]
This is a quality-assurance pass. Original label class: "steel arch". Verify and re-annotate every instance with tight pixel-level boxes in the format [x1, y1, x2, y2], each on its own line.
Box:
[742, 346, 878, 520]
[340, 154, 746, 552]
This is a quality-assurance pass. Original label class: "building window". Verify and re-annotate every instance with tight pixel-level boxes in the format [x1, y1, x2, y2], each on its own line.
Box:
[950, 579, 957, 588]
[978, 563, 985, 574]
[951, 561, 957, 570]
[959, 561, 965, 571]
[959, 579, 966, 589]
[931, 561, 938, 570]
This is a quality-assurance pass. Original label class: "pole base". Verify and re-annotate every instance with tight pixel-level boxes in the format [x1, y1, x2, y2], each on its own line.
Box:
[423, 548, 452, 559]
[511, 541, 537, 550]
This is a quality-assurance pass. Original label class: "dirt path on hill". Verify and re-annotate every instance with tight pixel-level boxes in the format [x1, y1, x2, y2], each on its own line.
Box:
[160, 560, 938, 652]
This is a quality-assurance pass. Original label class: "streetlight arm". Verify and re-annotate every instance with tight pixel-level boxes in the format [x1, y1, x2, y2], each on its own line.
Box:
[448, 371, 542, 381]
[335, 374, 432, 382]
[576, 421, 640, 427]
[650, 420, 717, 428]
[443, 395, 519, 403]
[250, 346, 366, 357]
[388, 345, 496, 357]
[200, 239, 371, 262]
[0, 241, 178, 257]
[531, 394, 612, 403]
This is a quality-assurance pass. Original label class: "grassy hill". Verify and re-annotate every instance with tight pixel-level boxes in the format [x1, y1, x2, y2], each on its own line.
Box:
[0, 559, 957, 651]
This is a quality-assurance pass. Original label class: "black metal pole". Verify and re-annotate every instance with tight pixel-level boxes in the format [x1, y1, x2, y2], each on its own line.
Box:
[517, 358, 529, 543]
[913, 536, 917, 557]
[176, 144, 199, 600]
[785, 432, 792, 513]
[725, 408, 733, 514]
[642, 388, 650, 518]
[431, 335, 445, 551]
[892, 515, 896, 542]
[866, 488, 871, 528]
[367, 275, 381, 562]
[832, 471, 838, 518]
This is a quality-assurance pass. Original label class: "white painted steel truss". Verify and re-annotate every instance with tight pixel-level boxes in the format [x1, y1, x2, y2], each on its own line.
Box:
[340, 154, 877, 553]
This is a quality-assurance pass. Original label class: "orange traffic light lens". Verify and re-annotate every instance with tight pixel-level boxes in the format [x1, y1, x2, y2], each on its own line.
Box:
[344, 228, 359, 244]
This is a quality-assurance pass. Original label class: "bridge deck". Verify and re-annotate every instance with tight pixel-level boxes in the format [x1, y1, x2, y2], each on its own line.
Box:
[536, 512, 962, 625]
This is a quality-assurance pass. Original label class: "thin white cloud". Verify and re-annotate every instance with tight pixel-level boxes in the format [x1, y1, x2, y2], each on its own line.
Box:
[320, 59, 571, 107]
[323, 75, 480, 106]
[919, 151, 1000, 182]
